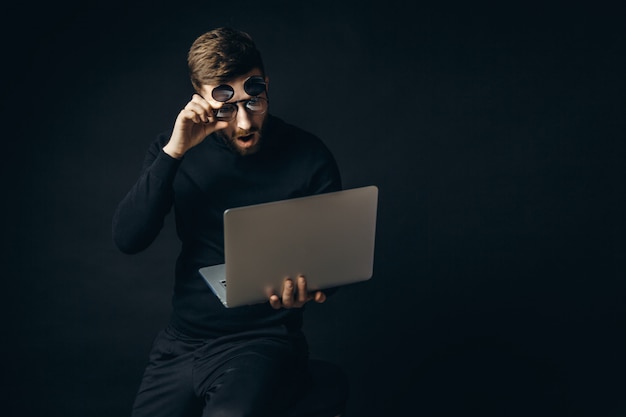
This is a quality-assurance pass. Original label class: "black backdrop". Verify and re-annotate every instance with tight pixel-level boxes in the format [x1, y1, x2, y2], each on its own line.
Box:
[3, 2, 625, 416]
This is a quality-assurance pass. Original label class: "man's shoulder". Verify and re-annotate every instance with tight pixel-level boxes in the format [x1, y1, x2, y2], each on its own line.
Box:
[267, 115, 313, 135]
[266, 115, 329, 150]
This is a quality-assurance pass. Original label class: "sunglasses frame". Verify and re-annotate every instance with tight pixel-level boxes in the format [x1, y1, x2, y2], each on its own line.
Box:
[211, 96, 269, 121]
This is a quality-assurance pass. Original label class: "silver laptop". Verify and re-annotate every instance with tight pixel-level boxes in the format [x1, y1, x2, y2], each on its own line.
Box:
[199, 185, 378, 308]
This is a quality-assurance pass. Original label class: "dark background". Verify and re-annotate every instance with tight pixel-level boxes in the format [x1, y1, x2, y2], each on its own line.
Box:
[3, 1, 625, 416]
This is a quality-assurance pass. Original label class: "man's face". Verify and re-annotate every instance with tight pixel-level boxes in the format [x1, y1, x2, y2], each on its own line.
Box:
[199, 69, 269, 156]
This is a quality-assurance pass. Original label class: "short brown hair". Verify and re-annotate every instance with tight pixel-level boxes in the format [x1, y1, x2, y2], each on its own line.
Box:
[188, 27, 265, 92]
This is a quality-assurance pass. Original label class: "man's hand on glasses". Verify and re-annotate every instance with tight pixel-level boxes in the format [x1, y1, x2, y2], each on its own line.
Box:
[163, 94, 229, 159]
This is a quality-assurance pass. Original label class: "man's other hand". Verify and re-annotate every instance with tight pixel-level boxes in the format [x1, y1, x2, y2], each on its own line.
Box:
[269, 275, 326, 309]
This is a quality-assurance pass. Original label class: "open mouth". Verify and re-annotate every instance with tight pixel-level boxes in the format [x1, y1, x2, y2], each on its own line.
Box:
[237, 134, 254, 143]
[229, 130, 261, 155]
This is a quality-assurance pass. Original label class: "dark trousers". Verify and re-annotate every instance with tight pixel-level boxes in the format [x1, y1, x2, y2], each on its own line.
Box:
[131, 324, 311, 417]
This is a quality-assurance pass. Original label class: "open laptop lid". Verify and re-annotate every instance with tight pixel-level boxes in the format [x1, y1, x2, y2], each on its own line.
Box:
[200, 185, 378, 308]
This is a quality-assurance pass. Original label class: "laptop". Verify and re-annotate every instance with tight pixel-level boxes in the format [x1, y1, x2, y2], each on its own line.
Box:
[199, 185, 378, 308]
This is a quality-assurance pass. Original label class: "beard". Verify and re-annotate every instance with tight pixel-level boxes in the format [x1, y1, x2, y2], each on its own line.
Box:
[217, 123, 266, 156]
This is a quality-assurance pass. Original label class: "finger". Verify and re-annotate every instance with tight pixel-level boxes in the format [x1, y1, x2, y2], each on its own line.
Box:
[282, 279, 294, 308]
[297, 275, 308, 304]
[179, 107, 206, 125]
[212, 120, 230, 130]
[314, 291, 326, 303]
[190, 93, 215, 112]
[192, 94, 224, 123]
[183, 101, 211, 123]
[269, 294, 281, 310]
[177, 108, 198, 125]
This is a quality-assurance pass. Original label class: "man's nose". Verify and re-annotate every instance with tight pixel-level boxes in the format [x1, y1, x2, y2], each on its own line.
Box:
[236, 104, 252, 131]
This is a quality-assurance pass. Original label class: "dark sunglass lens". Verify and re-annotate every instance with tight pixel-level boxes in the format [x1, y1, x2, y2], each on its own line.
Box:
[214, 104, 236, 120]
[212, 85, 234, 102]
[244, 76, 266, 96]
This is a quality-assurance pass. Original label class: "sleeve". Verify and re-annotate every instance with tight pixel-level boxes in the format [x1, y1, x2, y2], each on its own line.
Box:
[308, 139, 343, 196]
[112, 137, 182, 254]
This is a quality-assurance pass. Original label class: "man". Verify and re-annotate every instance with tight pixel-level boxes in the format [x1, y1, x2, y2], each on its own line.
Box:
[112, 27, 345, 416]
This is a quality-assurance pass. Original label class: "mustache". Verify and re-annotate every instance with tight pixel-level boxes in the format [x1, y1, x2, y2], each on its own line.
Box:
[235, 128, 259, 138]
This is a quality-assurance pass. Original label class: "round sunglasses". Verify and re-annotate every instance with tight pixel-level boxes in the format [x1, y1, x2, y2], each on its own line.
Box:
[211, 76, 267, 102]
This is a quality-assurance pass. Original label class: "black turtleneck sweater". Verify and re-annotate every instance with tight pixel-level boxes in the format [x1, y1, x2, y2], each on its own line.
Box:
[112, 115, 342, 338]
